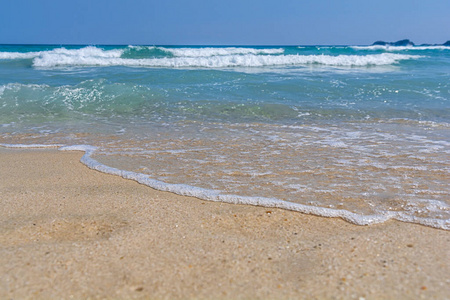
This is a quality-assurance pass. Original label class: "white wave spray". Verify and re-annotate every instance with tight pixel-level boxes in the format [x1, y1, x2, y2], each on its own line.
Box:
[0, 46, 421, 68]
[31, 50, 419, 68]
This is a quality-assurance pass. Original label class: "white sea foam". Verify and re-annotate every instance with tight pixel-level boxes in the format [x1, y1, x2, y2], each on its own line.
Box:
[1, 143, 448, 230]
[49, 46, 123, 58]
[32, 52, 419, 68]
[323, 139, 348, 148]
[1, 46, 283, 61]
[0, 46, 124, 61]
[0, 46, 420, 68]
[58, 145, 393, 226]
[158, 47, 285, 57]
[33, 47, 124, 67]
[0, 51, 42, 59]
[0, 143, 64, 148]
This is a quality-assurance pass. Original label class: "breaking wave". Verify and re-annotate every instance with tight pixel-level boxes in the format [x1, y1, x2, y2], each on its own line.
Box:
[32, 52, 418, 68]
[0, 46, 420, 69]
[158, 46, 285, 57]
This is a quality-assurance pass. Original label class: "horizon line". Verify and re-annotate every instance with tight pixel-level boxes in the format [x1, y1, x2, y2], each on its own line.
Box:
[1, 38, 449, 47]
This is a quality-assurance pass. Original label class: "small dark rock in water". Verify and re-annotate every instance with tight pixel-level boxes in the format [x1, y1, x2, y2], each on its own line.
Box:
[372, 41, 387, 46]
[420, 41, 450, 46]
[371, 39, 415, 46]
[392, 39, 415, 46]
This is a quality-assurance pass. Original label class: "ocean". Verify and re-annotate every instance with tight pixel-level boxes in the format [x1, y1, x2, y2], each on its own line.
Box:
[0, 44, 449, 230]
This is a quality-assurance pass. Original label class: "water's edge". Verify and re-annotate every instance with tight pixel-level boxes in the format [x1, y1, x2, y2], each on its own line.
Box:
[2, 143, 448, 230]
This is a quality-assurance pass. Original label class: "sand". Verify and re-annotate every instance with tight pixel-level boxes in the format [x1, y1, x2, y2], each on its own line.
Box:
[0, 147, 449, 299]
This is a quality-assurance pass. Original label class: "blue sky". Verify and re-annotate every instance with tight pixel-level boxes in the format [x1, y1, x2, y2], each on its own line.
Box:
[1, 0, 449, 45]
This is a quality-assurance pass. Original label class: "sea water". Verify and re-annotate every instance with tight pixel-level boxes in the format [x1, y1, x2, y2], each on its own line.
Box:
[0, 44, 449, 229]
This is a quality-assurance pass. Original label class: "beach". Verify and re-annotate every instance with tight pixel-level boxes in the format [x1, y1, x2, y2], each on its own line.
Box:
[1, 147, 448, 299]
[2, 45, 449, 230]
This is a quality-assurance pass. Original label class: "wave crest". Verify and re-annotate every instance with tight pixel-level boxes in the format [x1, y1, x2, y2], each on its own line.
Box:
[32, 51, 419, 68]
[0, 51, 41, 59]
[0, 46, 123, 61]
[159, 46, 285, 57]
[0, 46, 421, 69]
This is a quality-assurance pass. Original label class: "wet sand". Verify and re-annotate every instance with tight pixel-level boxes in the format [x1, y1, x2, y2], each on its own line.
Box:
[0, 147, 449, 299]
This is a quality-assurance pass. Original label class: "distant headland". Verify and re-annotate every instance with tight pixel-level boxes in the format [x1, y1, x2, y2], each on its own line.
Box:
[371, 39, 450, 46]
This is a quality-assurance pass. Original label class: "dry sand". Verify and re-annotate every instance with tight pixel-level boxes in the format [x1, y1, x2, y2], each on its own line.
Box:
[0, 147, 449, 299]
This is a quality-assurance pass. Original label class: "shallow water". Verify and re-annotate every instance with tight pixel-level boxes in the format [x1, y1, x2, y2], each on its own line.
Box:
[1, 44, 449, 229]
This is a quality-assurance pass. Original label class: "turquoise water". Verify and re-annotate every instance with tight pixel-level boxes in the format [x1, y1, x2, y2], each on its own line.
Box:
[1, 45, 449, 229]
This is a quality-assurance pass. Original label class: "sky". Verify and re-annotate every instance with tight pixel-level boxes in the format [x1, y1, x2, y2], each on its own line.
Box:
[1, 0, 449, 45]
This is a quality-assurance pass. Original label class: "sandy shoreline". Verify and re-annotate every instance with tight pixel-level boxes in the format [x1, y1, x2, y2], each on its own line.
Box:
[0, 147, 449, 299]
